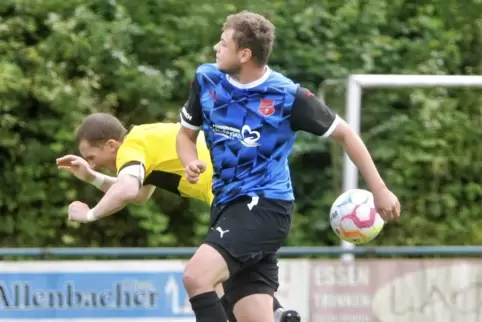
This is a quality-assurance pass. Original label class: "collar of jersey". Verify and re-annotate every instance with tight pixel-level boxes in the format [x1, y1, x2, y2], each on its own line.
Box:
[225, 66, 271, 89]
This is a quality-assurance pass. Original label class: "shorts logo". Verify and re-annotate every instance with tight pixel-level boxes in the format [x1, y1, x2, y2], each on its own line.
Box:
[258, 99, 275, 116]
[212, 124, 261, 147]
[216, 227, 229, 238]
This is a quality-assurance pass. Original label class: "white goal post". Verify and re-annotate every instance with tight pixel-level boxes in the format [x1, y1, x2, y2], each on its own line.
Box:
[341, 74, 482, 260]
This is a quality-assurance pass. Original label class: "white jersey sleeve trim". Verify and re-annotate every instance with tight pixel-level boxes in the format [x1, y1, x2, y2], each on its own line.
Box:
[118, 163, 145, 185]
[180, 113, 201, 130]
[322, 115, 340, 138]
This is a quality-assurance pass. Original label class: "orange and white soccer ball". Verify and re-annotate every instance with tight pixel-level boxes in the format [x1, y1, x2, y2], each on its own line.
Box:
[329, 189, 384, 244]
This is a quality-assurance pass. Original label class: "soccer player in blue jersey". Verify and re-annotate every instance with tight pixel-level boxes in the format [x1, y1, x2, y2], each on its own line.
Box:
[176, 11, 400, 322]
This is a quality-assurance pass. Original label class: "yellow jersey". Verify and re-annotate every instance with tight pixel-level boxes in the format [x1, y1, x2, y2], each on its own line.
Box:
[116, 122, 214, 205]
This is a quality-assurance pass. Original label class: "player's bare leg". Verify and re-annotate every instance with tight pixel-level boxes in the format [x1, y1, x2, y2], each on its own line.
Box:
[220, 290, 301, 322]
[233, 293, 274, 322]
[183, 244, 230, 322]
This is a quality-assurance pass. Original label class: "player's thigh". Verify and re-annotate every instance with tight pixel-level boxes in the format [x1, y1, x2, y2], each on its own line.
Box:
[234, 293, 274, 322]
[183, 243, 229, 294]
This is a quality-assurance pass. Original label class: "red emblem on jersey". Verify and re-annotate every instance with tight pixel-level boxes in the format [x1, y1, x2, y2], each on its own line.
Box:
[258, 99, 275, 116]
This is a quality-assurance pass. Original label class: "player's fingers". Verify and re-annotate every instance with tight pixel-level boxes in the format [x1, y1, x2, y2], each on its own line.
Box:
[393, 206, 400, 220]
[185, 169, 196, 178]
[188, 164, 200, 174]
[197, 163, 206, 172]
[185, 172, 197, 182]
[71, 160, 82, 166]
[379, 209, 393, 222]
[186, 173, 199, 183]
[57, 166, 73, 171]
[57, 155, 77, 163]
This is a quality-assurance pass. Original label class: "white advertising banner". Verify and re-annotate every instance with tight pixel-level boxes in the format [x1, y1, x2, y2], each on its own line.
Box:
[2, 259, 481, 322]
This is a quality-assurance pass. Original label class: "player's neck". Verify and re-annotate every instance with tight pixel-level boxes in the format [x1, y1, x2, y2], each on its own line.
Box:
[231, 65, 268, 84]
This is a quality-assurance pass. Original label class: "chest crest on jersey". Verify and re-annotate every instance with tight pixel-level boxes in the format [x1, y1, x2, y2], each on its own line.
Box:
[258, 99, 275, 117]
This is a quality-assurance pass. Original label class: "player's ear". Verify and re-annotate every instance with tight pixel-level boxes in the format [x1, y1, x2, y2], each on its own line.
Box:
[105, 139, 119, 151]
[239, 48, 252, 64]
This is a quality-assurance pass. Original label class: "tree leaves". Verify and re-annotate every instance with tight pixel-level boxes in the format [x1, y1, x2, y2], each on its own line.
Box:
[1, 0, 481, 248]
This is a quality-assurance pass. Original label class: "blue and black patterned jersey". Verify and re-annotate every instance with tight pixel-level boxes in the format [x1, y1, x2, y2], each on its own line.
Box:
[180, 63, 339, 206]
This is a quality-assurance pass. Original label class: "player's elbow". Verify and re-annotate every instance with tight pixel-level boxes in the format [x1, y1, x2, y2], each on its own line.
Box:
[120, 185, 140, 203]
[329, 119, 357, 143]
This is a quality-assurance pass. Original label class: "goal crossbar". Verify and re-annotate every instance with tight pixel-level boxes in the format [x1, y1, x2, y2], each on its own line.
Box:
[341, 74, 482, 260]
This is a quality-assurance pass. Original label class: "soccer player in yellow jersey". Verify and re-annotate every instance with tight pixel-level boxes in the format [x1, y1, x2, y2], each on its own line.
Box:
[57, 113, 214, 221]
[57, 112, 300, 322]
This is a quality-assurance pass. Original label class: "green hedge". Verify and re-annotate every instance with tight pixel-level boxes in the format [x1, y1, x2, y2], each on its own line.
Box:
[1, 0, 481, 248]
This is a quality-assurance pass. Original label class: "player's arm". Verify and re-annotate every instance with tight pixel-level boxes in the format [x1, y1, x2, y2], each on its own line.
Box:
[87, 162, 146, 220]
[177, 77, 203, 164]
[56, 154, 117, 193]
[290, 87, 386, 193]
[89, 171, 154, 204]
[87, 171, 154, 205]
[82, 170, 117, 193]
[132, 185, 156, 205]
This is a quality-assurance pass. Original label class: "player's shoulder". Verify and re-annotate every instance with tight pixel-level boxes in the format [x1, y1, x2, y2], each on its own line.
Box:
[195, 63, 224, 84]
[195, 63, 219, 74]
[266, 69, 299, 93]
[125, 123, 179, 142]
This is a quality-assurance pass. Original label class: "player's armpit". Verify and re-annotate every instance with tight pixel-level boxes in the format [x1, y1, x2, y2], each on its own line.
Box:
[132, 185, 156, 205]
[290, 86, 339, 136]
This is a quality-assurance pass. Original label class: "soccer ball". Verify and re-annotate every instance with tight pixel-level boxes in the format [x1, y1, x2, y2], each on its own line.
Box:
[329, 189, 384, 244]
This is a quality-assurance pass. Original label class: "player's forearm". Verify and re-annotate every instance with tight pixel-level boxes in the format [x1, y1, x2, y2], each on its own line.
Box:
[176, 129, 199, 166]
[90, 182, 139, 220]
[88, 172, 117, 193]
[98, 175, 117, 192]
[339, 131, 386, 193]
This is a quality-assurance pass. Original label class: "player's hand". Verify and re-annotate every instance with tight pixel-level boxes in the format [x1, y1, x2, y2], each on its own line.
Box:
[67, 201, 91, 223]
[185, 160, 206, 184]
[56, 155, 95, 182]
[373, 187, 400, 222]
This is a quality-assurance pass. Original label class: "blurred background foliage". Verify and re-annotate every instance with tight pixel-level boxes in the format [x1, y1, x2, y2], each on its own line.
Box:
[1, 0, 481, 248]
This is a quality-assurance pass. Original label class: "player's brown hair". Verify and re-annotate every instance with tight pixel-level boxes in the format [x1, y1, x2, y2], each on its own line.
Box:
[75, 113, 127, 145]
[223, 11, 275, 66]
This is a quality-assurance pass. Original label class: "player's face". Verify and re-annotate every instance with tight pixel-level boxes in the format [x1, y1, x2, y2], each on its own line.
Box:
[214, 28, 252, 74]
[78, 139, 118, 172]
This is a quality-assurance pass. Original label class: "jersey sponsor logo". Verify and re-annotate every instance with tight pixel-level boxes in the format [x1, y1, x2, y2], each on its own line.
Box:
[258, 99, 275, 116]
[212, 124, 261, 147]
[181, 106, 192, 121]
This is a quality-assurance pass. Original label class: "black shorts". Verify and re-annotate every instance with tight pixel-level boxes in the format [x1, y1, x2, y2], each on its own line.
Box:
[204, 196, 293, 306]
